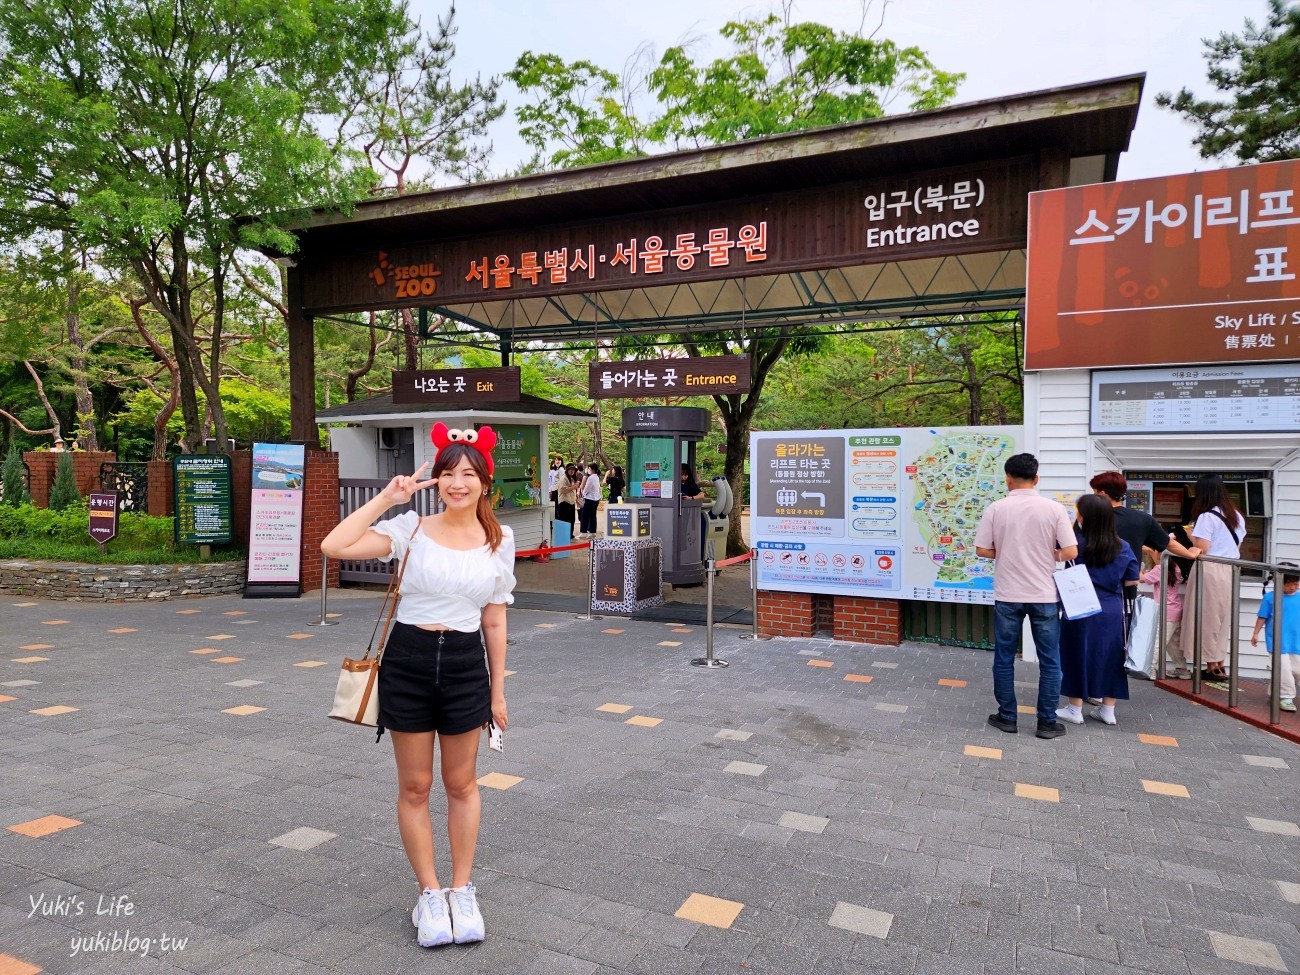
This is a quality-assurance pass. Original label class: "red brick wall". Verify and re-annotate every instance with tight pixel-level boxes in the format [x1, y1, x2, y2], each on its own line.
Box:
[22, 451, 116, 506]
[147, 460, 174, 516]
[833, 596, 903, 646]
[813, 594, 834, 636]
[22, 452, 53, 507]
[230, 451, 252, 551]
[757, 590, 815, 638]
[302, 449, 340, 590]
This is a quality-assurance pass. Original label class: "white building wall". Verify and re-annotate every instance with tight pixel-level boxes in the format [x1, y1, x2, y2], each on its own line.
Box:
[329, 426, 381, 479]
[1273, 452, 1300, 563]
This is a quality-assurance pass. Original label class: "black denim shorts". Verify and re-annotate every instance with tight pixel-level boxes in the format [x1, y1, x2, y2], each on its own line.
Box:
[377, 622, 491, 737]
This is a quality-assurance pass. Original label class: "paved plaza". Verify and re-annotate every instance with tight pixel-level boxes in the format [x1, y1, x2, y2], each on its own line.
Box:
[1, 592, 1298, 975]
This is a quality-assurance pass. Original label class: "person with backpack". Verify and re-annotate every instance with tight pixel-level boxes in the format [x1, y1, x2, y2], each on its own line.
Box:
[1179, 474, 1244, 682]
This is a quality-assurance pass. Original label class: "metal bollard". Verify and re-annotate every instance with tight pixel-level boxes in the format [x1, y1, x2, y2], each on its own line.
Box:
[692, 558, 728, 668]
[1191, 561, 1205, 694]
[306, 557, 339, 626]
[1228, 565, 1241, 709]
[1270, 576, 1285, 725]
[1155, 552, 1168, 680]
[738, 554, 763, 641]
[574, 541, 600, 621]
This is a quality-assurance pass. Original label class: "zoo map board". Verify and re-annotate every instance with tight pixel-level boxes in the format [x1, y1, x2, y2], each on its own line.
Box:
[750, 426, 1023, 604]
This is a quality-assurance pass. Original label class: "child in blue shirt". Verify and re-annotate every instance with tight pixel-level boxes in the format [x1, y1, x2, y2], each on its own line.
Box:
[1251, 567, 1299, 712]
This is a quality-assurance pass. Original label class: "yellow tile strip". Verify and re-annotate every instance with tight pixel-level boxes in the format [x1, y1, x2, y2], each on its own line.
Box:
[626, 716, 662, 727]
[222, 705, 265, 716]
[964, 745, 1002, 760]
[597, 703, 633, 714]
[293, 661, 328, 668]
[285, 634, 313, 640]
[938, 679, 967, 688]
[211, 656, 244, 664]
[808, 659, 833, 668]
[1015, 783, 1060, 803]
[1142, 780, 1190, 798]
[478, 772, 523, 790]
[108, 628, 137, 634]
[190, 648, 221, 655]
[19, 645, 53, 651]
[30, 706, 79, 716]
[843, 674, 873, 683]
[0, 951, 44, 975]
[12, 657, 48, 664]
[675, 893, 744, 929]
[1138, 733, 1178, 747]
[8, 814, 82, 838]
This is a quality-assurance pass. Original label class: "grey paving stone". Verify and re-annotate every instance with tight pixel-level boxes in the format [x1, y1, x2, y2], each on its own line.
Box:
[714, 729, 752, 742]
[723, 761, 766, 776]
[1242, 754, 1291, 769]
[1245, 816, 1300, 836]
[777, 811, 830, 834]
[1205, 930, 1288, 971]
[874, 703, 908, 713]
[225, 679, 265, 688]
[1277, 880, 1300, 905]
[268, 827, 338, 851]
[871, 661, 900, 669]
[828, 901, 892, 939]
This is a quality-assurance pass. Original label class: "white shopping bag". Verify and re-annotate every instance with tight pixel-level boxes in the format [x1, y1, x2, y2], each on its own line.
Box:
[1054, 562, 1101, 620]
[1125, 594, 1159, 679]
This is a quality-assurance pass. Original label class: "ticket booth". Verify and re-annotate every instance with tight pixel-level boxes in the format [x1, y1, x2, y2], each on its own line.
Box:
[622, 406, 711, 585]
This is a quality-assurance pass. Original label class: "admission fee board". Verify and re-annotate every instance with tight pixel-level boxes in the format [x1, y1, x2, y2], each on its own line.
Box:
[750, 426, 1023, 604]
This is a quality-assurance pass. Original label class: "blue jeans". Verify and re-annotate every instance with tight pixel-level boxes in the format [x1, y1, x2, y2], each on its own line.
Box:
[992, 601, 1062, 725]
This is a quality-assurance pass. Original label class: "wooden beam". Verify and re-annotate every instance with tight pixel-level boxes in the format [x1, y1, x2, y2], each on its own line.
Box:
[287, 267, 319, 448]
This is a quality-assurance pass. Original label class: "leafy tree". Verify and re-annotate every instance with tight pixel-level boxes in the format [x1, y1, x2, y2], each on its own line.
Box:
[1157, 0, 1300, 162]
[510, 12, 963, 553]
[48, 453, 80, 510]
[0, 0, 411, 452]
[1, 443, 29, 506]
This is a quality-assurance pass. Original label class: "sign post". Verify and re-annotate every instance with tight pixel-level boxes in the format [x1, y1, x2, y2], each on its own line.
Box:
[88, 491, 120, 553]
[589, 356, 752, 399]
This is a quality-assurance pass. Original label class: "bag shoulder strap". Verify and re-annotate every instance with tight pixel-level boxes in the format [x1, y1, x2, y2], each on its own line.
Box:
[363, 519, 422, 659]
[1207, 509, 1240, 546]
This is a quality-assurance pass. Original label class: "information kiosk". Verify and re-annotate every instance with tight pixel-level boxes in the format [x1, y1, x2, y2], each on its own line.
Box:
[622, 406, 710, 586]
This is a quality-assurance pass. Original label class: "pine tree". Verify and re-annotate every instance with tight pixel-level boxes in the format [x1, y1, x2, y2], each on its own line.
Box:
[0, 443, 29, 506]
[48, 452, 80, 510]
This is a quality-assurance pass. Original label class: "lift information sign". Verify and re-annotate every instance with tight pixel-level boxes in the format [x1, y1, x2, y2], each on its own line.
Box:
[751, 426, 1022, 603]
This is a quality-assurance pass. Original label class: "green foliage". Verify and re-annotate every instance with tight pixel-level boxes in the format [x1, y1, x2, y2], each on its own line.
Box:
[510, 13, 964, 169]
[0, 502, 239, 562]
[221, 381, 292, 444]
[1157, 0, 1300, 162]
[47, 453, 80, 510]
[1, 443, 29, 505]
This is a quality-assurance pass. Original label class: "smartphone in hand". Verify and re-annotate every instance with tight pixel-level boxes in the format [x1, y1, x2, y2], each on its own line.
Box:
[488, 721, 504, 754]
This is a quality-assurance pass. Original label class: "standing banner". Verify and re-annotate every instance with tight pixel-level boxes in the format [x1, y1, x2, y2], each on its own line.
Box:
[88, 491, 120, 548]
[245, 442, 307, 598]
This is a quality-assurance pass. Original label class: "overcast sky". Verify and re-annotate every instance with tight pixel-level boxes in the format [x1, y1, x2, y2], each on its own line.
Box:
[411, 0, 1256, 184]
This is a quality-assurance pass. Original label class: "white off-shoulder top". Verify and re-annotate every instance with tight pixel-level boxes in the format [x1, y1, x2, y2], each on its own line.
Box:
[371, 511, 516, 632]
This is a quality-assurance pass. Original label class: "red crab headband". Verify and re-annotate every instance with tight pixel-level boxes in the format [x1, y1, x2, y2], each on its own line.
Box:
[431, 422, 498, 476]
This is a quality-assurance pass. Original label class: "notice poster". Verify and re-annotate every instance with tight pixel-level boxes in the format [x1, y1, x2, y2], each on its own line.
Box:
[173, 455, 233, 545]
[751, 426, 1022, 604]
[246, 443, 307, 594]
[484, 424, 542, 509]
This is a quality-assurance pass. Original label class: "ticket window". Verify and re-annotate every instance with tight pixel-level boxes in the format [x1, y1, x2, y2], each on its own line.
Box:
[1126, 474, 1271, 573]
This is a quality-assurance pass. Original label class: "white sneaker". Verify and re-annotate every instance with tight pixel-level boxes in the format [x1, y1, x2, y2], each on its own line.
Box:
[447, 882, 485, 943]
[1056, 706, 1084, 725]
[1088, 706, 1118, 726]
[412, 887, 453, 947]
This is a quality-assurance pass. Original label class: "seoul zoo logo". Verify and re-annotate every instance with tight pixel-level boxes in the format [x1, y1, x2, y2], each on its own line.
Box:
[370, 251, 442, 299]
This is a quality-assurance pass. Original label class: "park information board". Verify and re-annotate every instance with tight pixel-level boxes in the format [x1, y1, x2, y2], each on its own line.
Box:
[172, 455, 233, 545]
[1090, 363, 1300, 435]
[484, 424, 542, 509]
[750, 426, 1023, 604]
[246, 442, 306, 591]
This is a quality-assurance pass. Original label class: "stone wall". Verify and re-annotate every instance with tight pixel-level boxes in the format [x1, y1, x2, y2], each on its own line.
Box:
[0, 559, 247, 601]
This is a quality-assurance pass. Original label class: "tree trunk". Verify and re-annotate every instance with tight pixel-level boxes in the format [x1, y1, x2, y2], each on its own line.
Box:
[129, 298, 180, 462]
[399, 307, 418, 371]
[63, 261, 98, 451]
[346, 312, 378, 402]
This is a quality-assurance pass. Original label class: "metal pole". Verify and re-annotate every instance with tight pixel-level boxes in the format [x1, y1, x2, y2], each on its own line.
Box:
[1155, 552, 1168, 680]
[306, 557, 339, 626]
[1270, 576, 1284, 725]
[692, 558, 728, 668]
[1191, 560, 1205, 695]
[1228, 564, 1241, 708]
[574, 541, 599, 621]
[740, 554, 759, 641]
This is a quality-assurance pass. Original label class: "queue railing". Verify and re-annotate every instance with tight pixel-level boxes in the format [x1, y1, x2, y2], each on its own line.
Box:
[1156, 550, 1291, 725]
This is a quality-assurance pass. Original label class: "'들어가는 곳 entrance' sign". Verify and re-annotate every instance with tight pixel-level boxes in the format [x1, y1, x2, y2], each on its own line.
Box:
[589, 356, 752, 399]
[1025, 158, 1300, 371]
[173, 455, 233, 545]
[246, 443, 306, 595]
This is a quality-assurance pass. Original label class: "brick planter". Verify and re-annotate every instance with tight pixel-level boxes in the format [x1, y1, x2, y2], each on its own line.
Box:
[0, 559, 247, 601]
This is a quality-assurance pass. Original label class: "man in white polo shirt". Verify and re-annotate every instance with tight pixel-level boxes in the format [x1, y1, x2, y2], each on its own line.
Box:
[975, 453, 1078, 739]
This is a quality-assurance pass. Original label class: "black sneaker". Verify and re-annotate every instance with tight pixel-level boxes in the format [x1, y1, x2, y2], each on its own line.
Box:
[1035, 721, 1067, 740]
[987, 713, 1018, 734]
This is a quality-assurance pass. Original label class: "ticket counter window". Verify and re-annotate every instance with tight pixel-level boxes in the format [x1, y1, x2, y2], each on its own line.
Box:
[1126, 472, 1271, 574]
[628, 436, 676, 500]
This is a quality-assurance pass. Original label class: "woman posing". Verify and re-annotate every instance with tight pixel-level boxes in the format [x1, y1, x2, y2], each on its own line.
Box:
[579, 462, 602, 536]
[604, 465, 625, 505]
[1057, 494, 1139, 726]
[321, 425, 514, 948]
[1179, 474, 1245, 681]
[555, 464, 580, 538]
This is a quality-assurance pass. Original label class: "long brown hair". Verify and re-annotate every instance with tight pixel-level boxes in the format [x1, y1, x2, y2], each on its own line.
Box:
[1189, 474, 1240, 528]
[431, 442, 503, 552]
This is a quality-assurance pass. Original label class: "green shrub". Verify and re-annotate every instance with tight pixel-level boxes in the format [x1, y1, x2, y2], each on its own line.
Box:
[1, 444, 29, 506]
[48, 453, 80, 510]
[0, 502, 241, 562]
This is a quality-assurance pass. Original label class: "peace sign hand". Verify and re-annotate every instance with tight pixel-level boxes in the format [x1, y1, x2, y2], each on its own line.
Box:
[380, 462, 437, 506]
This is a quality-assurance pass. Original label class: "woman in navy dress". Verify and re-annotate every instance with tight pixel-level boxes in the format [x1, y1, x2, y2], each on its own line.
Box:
[1057, 493, 1139, 727]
